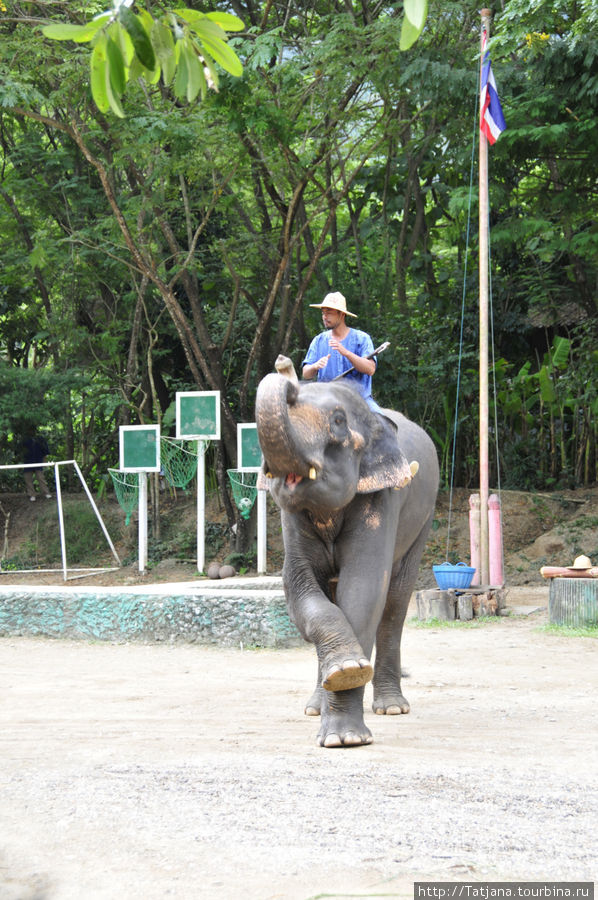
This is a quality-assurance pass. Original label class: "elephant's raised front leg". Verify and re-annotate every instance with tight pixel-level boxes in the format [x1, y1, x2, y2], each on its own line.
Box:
[284, 560, 374, 699]
[304, 658, 372, 717]
[317, 685, 372, 747]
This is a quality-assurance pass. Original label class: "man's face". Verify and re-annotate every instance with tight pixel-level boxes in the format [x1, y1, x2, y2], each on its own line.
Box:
[321, 307, 344, 329]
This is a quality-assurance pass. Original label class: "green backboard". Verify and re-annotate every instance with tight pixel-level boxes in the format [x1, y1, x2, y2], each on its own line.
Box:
[119, 425, 161, 472]
[237, 423, 262, 472]
[176, 391, 221, 440]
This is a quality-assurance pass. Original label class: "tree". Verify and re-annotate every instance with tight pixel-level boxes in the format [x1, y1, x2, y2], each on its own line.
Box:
[2, 0, 597, 504]
[41, 0, 429, 117]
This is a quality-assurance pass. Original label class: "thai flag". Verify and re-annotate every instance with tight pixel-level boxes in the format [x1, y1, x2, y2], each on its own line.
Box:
[480, 49, 506, 145]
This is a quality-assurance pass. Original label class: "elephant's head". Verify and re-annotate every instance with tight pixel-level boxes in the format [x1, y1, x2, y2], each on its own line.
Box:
[255, 373, 412, 515]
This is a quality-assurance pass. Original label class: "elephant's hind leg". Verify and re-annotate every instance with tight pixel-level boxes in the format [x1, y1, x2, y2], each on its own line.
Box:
[372, 523, 432, 715]
[304, 663, 323, 716]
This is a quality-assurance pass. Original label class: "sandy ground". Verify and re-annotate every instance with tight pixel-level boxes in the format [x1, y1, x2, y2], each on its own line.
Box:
[1, 586, 597, 900]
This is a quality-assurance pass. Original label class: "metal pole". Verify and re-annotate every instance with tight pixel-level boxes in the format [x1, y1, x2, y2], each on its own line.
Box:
[72, 460, 121, 565]
[257, 488, 267, 574]
[197, 441, 205, 573]
[53, 463, 68, 580]
[138, 471, 147, 573]
[479, 9, 492, 586]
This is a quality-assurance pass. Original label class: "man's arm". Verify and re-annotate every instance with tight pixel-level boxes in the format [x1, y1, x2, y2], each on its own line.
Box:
[328, 337, 376, 375]
[302, 355, 330, 380]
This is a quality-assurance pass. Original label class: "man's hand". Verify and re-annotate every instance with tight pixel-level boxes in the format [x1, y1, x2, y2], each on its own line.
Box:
[302, 354, 331, 380]
[315, 353, 331, 369]
[328, 337, 345, 355]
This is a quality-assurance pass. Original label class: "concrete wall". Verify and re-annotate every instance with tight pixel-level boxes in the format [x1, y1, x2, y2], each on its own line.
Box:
[0, 578, 303, 648]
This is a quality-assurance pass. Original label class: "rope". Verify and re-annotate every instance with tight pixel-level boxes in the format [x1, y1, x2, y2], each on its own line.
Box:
[445, 65, 480, 562]
[488, 234, 505, 578]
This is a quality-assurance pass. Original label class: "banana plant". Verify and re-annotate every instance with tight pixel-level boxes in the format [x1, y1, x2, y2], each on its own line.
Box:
[42, 1, 245, 118]
[535, 336, 571, 477]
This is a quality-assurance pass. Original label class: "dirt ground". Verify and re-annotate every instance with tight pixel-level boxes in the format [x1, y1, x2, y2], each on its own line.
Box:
[1, 485, 598, 897]
[1, 595, 597, 900]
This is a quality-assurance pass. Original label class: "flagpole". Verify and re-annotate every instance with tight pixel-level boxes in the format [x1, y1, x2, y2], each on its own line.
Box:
[479, 8, 491, 586]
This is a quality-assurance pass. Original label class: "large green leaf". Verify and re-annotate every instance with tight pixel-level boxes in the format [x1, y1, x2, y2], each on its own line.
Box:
[106, 36, 126, 98]
[551, 336, 571, 370]
[111, 22, 135, 67]
[42, 17, 110, 43]
[537, 366, 555, 404]
[404, 0, 428, 31]
[205, 12, 245, 32]
[151, 20, 176, 85]
[90, 32, 124, 116]
[178, 10, 226, 39]
[90, 36, 110, 114]
[182, 41, 205, 102]
[173, 43, 189, 101]
[400, 0, 428, 50]
[195, 33, 243, 78]
[118, 6, 156, 71]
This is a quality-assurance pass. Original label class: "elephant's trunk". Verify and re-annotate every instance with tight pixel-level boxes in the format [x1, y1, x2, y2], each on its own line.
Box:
[256, 373, 325, 478]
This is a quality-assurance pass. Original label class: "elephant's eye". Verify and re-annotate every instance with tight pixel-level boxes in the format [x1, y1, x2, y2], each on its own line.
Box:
[330, 410, 348, 439]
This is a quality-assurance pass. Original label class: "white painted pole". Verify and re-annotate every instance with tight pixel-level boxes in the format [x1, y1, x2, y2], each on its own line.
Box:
[257, 488, 267, 574]
[138, 471, 148, 573]
[72, 460, 121, 565]
[53, 463, 68, 580]
[197, 441, 206, 573]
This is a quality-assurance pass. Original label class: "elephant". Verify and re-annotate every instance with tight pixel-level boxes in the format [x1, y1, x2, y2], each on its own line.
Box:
[255, 368, 439, 748]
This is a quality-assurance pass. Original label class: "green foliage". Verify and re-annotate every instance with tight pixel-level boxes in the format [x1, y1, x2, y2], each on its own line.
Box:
[41, 4, 245, 116]
[1, 0, 597, 507]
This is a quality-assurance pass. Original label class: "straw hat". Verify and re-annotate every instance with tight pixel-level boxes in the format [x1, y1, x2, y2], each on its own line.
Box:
[309, 291, 357, 318]
[570, 554, 592, 569]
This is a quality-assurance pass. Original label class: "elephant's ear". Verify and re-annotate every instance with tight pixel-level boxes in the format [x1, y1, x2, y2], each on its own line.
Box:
[356, 415, 413, 493]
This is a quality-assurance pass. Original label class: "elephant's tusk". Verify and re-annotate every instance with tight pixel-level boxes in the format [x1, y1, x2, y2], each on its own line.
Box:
[409, 460, 419, 477]
[265, 471, 273, 478]
[309, 467, 317, 480]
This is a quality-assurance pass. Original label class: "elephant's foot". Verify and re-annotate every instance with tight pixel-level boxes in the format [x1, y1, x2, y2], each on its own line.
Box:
[304, 685, 323, 716]
[372, 689, 410, 715]
[322, 657, 373, 692]
[317, 712, 373, 748]
[316, 685, 371, 748]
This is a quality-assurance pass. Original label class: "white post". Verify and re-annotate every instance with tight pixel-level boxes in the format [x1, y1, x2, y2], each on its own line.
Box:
[138, 471, 148, 573]
[72, 460, 121, 565]
[54, 462, 68, 580]
[257, 488, 267, 575]
[197, 441, 206, 573]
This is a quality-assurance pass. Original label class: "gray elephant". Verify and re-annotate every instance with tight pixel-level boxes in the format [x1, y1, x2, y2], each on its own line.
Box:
[255, 370, 439, 748]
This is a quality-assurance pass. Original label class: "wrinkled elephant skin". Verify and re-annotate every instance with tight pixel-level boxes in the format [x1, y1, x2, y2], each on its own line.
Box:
[255, 374, 439, 748]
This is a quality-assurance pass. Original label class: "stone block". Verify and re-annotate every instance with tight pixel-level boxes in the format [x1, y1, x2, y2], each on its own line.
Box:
[415, 589, 456, 621]
[457, 595, 473, 620]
